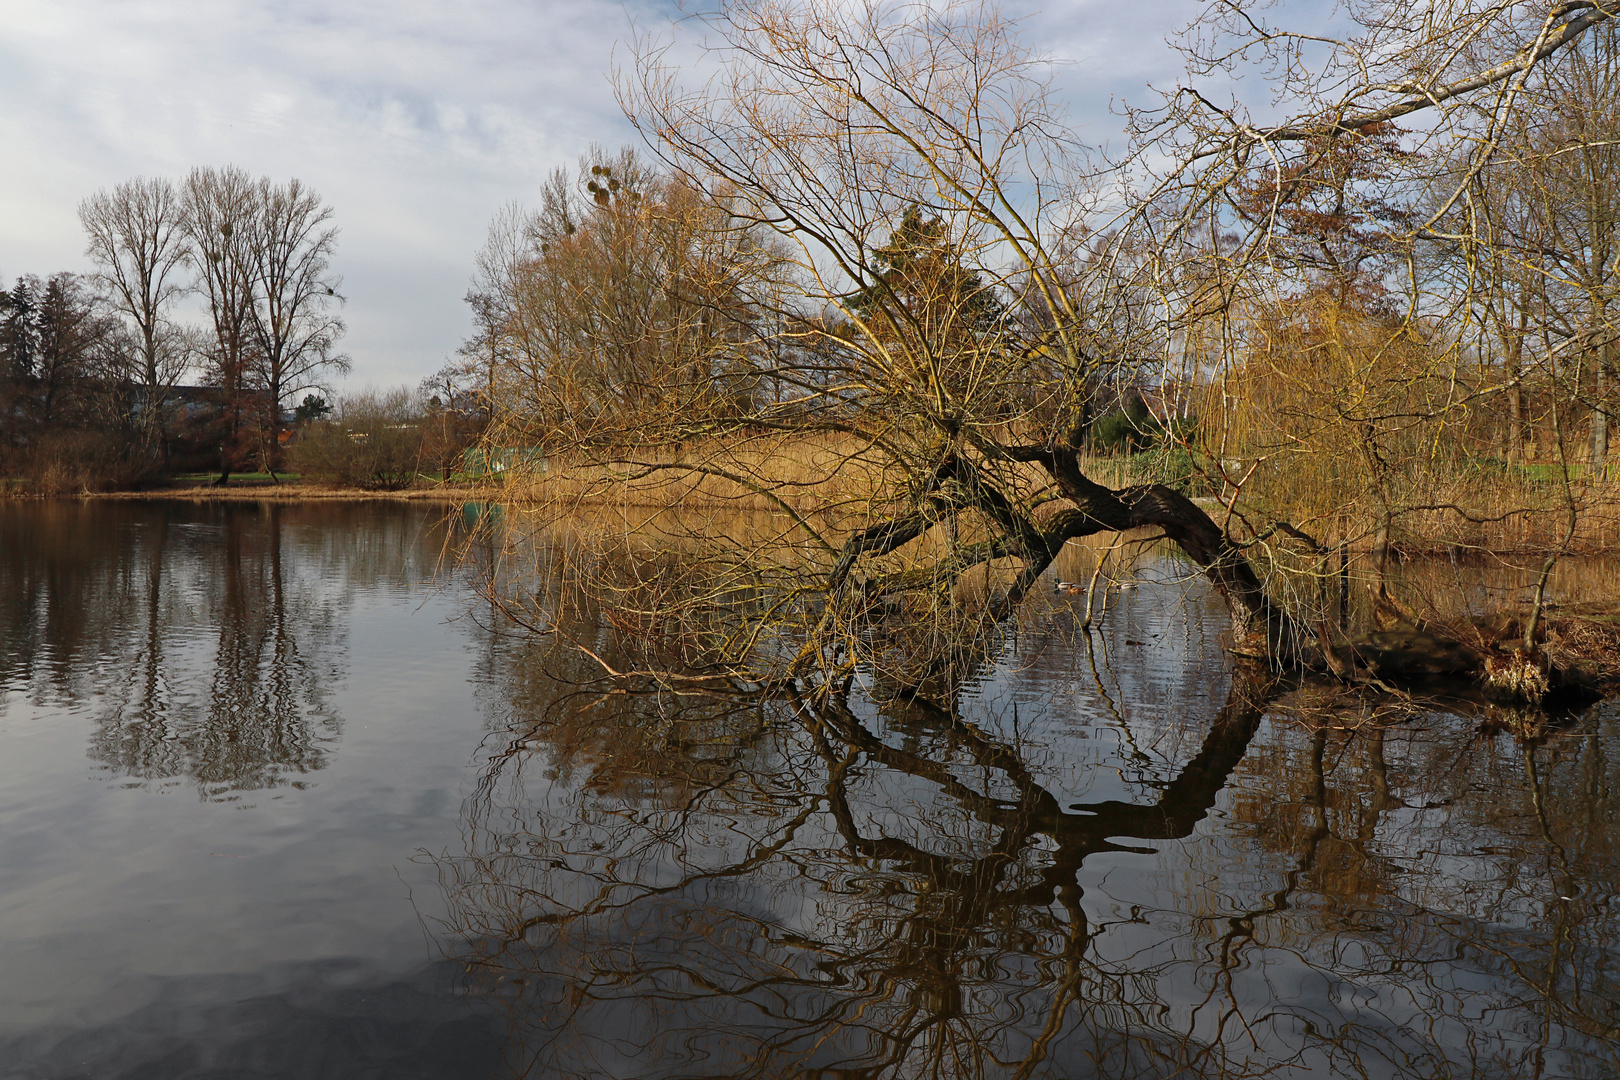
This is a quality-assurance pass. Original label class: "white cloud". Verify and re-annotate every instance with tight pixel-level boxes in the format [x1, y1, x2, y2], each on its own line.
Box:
[0, 0, 1203, 390]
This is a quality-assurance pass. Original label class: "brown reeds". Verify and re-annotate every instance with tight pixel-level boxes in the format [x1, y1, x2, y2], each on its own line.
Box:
[500, 429, 1153, 517]
[500, 429, 899, 515]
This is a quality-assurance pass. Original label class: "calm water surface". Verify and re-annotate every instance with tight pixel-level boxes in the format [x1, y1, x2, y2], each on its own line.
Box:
[0, 500, 1616, 1078]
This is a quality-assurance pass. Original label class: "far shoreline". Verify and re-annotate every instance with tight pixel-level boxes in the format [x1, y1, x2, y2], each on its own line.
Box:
[19, 480, 495, 502]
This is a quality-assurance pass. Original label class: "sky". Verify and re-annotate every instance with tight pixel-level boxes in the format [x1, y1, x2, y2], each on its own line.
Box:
[0, 0, 1204, 392]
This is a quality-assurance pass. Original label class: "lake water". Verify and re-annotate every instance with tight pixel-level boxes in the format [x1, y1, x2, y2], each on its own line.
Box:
[1, 500, 1617, 1079]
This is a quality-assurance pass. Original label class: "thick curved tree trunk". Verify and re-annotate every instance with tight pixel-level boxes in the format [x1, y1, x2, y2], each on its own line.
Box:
[813, 442, 1615, 703]
[819, 444, 1304, 665]
[1004, 445, 1303, 661]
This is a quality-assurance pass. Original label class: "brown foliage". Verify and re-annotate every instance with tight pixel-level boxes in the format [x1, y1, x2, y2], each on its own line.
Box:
[289, 390, 425, 491]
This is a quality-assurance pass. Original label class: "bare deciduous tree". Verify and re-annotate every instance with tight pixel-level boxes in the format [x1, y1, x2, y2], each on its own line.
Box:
[184, 165, 261, 483]
[183, 166, 348, 482]
[1507, 24, 1620, 475]
[247, 176, 348, 426]
[79, 177, 192, 453]
[613, 0, 1302, 671]
[472, 148, 788, 450]
[468, 0, 1620, 701]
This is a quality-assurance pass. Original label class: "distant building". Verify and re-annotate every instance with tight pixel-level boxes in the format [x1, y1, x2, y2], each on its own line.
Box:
[461, 446, 545, 477]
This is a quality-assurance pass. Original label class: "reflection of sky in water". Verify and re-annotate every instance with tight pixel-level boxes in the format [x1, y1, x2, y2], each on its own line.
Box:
[1, 505, 1618, 1078]
[0, 502, 501, 1075]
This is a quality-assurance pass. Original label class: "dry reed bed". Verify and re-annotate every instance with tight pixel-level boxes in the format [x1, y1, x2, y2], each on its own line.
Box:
[505, 435, 1153, 526]
[1389, 483, 1620, 555]
[1205, 450, 1620, 556]
[506, 434, 1620, 559]
[504, 431, 902, 516]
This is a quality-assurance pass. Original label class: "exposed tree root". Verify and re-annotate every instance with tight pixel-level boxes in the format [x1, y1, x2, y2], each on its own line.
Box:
[1313, 605, 1620, 706]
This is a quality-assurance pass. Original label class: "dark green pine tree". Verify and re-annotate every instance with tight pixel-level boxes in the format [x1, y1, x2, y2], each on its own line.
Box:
[848, 206, 1006, 336]
[0, 276, 41, 380]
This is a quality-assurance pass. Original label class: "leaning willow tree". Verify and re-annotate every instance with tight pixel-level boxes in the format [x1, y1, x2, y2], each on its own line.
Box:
[478, 0, 1620, 699]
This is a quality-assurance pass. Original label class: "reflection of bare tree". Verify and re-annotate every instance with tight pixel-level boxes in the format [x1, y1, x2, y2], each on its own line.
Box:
[76, 504, 345, 794]
[439, 622, 1281, 1078]
[0, 501, 453, 798]
[88, 505, 345, 794]
[1205, 698, 1620, 1079]
[188, 505, 342, 792]
[439, 598, 1620, 1079]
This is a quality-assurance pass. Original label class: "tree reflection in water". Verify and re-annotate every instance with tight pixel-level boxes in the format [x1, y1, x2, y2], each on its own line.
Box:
[438, 568, 1620, 1079]
[0, 501, 445, 798]
[97, 505, 344, 793]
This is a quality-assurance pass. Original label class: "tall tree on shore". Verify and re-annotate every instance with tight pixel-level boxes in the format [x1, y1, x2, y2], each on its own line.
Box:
[79, 176, 193, 453]
[31, 272, 120, 426]
[183, 165, 261, 484]
[471, 149, 785, 448]
[506, 0, 1620, 698]
[246, 176, 348, 426]
[0, 272, 122, 435]
[1515, 24, 1620, 477]
[0, 276, 41, 380]
[183, 167, 348, 481]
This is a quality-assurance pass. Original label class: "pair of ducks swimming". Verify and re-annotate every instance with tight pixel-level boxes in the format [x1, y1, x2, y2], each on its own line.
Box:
[1053, 579, 1136, 596]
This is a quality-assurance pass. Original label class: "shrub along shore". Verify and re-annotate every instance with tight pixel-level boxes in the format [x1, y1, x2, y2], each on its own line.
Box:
[61, 477, 483, 501]
[2, 471, 484, 500]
